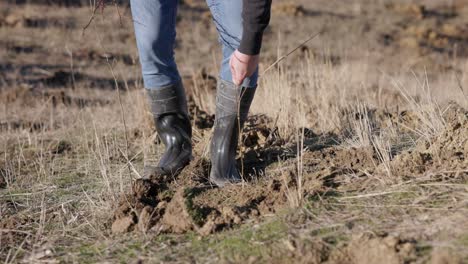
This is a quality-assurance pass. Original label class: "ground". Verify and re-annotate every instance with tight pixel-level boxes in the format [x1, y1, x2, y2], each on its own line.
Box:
[0, 0, 467, 263]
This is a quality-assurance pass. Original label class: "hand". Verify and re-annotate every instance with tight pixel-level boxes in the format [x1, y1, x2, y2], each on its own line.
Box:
[229, 50, 259, 86]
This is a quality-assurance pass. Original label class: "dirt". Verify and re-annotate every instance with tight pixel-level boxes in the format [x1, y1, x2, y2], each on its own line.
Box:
[327, 234, 418, 264]
[272, 2, 307, 17]
[384, 103, 467, 178]
[111, 111, 292, 234]
[111, 99, 467, 238]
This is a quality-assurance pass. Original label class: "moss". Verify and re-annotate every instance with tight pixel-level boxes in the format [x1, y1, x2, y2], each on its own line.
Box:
[58, 243, 104, 264]
[190, 218, 288, 261]
[183, 187, 210, 227]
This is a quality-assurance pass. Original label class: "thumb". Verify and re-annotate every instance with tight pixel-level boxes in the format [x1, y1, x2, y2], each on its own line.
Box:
[230, 63, 241, 86]
[233, 73, 241, 86]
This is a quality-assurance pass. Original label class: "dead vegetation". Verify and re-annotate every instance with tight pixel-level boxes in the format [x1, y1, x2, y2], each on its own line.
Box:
[1, 0, 467, 263]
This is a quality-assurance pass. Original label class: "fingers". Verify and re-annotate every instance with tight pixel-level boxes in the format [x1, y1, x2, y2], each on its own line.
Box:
[230, 53, 247, 86]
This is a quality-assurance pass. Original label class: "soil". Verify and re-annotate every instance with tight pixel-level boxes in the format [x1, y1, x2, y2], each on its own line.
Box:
[384, 104, 468, 177]
[328, 234, 418, 264]
[111, 101, 467, 236]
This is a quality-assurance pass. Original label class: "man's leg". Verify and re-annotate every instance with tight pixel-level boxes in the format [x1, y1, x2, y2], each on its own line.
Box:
[131, 0, 192, 177]
[131, 0, 180, 88]
[206, 0, 259, 87]
[206, 0, 258, 186]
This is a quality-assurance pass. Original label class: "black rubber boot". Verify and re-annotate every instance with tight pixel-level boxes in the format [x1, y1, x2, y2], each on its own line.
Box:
[145, 81, 192, 177]
[210, 80, 256, 187]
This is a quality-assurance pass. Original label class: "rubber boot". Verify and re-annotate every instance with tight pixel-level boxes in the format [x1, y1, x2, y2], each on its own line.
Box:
[210, 80, 256, 187]
[145, 81, 192, 177]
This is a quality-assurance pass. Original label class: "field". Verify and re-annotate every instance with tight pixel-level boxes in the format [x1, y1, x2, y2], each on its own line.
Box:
[1, 0, 467, 263]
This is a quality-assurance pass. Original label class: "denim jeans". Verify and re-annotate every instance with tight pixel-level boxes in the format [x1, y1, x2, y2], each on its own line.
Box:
[130, 0, 259, 89]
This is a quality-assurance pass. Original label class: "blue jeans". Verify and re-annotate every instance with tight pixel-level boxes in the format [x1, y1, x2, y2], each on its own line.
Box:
[130, 0, 259, 89]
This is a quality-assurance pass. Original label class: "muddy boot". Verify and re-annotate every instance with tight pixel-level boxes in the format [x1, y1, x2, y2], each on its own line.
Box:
[210, 80, 256, 187]
[145, 81, 192, 177]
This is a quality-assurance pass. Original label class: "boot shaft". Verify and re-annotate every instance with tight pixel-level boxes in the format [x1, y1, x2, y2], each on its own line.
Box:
[145, 82, 193, 176]
[209, 80, 257, 187]
[146, 81, 189, 117]
[215, 79, 256, 124]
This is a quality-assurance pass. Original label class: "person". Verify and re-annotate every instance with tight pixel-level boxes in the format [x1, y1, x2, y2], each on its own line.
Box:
[130, 0, 272, 187]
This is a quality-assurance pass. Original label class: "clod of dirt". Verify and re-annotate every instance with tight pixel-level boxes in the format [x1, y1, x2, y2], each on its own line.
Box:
[160, 189, 194, 233]
[160, 186, 232, 235]
[242, 118, 277, 149]
[386, 104, 468, 177]
[111, 177, 167, 234]
[272, 2, 306, 17]
[298, 146, 375, 192]
[137, 206, 153, 232]
[388, 3, 426, 19]
[281, 238, 329, 263]
[111, 216, 136, 234]
[329, 234, 417, 264]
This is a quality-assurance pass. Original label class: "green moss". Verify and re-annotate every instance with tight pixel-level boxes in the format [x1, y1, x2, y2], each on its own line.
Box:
[190, 218, 288, 261]
[57, 243, 105, 264]
[183, 187, 210, 227]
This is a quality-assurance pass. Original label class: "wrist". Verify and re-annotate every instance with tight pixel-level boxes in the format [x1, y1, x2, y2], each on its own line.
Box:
[235, 50, 259, 61]
[233, 52, 248, 64]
